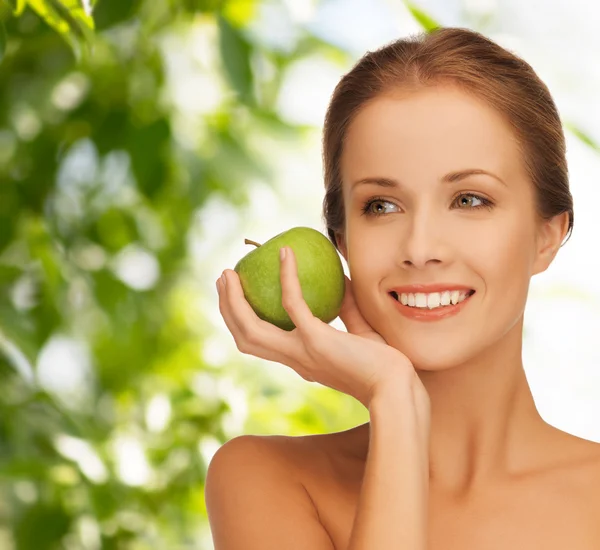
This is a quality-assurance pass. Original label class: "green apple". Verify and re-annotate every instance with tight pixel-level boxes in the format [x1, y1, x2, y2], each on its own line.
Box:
[234, 226, 345, 331]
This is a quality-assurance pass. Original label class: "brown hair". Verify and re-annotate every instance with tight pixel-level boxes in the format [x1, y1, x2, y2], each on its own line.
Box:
[321, 27, 574, 252]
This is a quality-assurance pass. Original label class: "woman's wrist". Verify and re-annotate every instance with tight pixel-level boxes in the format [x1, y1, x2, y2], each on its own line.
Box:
[368, 370, 431, 462]
[368, 368, 415, 409]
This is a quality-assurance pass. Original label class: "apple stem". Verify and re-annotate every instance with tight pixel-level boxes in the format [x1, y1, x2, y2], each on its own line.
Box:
[244, 239, 262, 248]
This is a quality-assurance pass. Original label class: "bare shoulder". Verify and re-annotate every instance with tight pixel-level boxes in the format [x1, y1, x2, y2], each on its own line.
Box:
[206, 429, 357, 482]
[540, 434, 600, 542]
[231, 422, 368, 465]
[225, 425, 369, 509]
[536, 430, 600, 519]
[222, 429, 361, 484]
[271, 423, 370, 481]
[566, 437, 600, 490]
[206, 433, 311, 486]
[205, 434, 337, 549]
[548, 430, 600, 480]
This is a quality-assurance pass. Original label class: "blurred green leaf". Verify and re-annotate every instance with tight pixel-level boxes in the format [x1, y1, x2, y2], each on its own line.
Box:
[0, 22, 6, 62]
[93, 0, 140, 30]
[404, 0, 441, 32]
[564, 120, 600, 152]
[46, 0, 95, 32]
[14, 502, 71, 548]
[218, 13, 255, 105]
[221, 0, 259, 27]
[0, 307, 39, 369]
[16, 0, 27, 15]
[128, 118, 171, 200]
[17, 0, 95, 59]
[4, 0, 27, 15]
[27, 0, 72, 33]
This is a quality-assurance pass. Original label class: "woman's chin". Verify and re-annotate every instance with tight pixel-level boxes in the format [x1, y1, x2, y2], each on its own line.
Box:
[387, 345, 471, 372]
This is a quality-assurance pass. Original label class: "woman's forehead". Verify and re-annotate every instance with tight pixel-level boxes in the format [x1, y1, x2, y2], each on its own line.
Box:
[341, 88, 522, 184]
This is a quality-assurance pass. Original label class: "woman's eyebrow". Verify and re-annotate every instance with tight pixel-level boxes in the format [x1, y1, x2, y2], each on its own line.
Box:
[350, 169, 507, 192]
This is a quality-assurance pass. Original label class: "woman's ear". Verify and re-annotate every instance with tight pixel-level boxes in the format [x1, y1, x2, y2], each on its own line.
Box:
[531, 211, 569, 276]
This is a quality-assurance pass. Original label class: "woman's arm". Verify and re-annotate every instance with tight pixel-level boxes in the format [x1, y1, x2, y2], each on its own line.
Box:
[348, 378, 430, 550]
[215, 249, 431, 548]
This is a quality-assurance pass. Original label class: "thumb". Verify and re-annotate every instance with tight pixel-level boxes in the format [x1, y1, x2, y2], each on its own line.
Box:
[338, 275, 378, 336]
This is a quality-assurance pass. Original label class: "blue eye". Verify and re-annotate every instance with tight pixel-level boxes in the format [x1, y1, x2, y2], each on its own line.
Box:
[360, 193, 494, 217]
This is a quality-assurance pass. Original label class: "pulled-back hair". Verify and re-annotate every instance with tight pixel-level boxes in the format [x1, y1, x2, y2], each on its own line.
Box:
[321, 27, 574, 251]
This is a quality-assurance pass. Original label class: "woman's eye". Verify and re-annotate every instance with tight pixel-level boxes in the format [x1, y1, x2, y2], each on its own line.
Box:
[360, 193, 494, 217]
[361, 198, 397, 217]
[455, 194, 489, 209]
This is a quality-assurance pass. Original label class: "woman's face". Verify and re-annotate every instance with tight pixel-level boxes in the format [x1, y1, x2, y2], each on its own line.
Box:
[337, 85, 554, 370]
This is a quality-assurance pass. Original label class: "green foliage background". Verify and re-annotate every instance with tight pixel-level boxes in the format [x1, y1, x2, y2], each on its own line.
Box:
[1, 1, 596, 549]
[0, 0, 375, 548]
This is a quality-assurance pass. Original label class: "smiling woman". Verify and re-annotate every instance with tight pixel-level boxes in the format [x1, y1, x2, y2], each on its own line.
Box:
[207, 27, 600, 550]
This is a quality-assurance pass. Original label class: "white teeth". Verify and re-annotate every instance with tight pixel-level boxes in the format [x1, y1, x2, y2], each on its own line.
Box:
[398, 290, 472, 309]
[427, 293, 439, 308]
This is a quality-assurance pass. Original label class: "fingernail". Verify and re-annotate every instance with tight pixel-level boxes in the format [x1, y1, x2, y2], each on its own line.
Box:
[280, 247, 286, 261]
[221, 272, 227, 286]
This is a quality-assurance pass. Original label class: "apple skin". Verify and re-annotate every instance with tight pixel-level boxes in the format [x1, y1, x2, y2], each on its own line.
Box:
[234, 227, 345, 331]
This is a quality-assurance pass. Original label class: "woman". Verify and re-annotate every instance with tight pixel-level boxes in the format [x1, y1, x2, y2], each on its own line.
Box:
[207, 27, 600, 549]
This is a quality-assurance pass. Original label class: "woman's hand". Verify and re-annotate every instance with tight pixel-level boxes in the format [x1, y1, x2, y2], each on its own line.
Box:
[216, 246, 423, 410]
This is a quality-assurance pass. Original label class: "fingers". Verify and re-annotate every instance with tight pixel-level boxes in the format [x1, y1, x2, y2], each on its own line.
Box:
[278, 247, 317, 331]
[215, 247, 324, 384]
[216, 271, 317, 382]
[216, 275, 242, 337]
[217, 270, 300, 366]
[217, 271, 283, 355]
